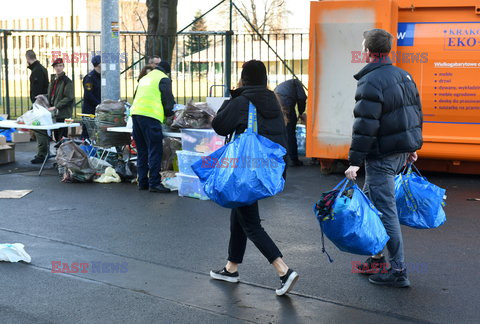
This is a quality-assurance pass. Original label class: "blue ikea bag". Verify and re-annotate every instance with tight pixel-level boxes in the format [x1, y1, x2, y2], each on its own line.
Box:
[192, 102, 286, 208]
[314, 178, 389, 257]
[394, 164, 446, 229]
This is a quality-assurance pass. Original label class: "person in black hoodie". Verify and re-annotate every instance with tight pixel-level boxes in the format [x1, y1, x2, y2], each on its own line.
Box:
[209, 60, 299, 296]
[26, 50, 49, 103]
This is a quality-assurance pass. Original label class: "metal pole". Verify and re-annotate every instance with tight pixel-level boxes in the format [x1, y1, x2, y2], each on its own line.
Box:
[101, 0, 120, 101]
[224, 0, 233, 96]
[3, 31, 10, 117]
[71, 0, 75, 101]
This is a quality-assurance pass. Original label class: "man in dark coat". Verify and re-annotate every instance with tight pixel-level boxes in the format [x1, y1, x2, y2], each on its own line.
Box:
[30, 58, 74, 164]
[26, 50, 49, 103]
[81, 55, 101, 139]
[274, 79, 307, 166]
[345, 29, 423, 287]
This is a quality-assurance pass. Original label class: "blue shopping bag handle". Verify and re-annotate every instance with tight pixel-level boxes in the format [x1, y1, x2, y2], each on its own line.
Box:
[247, 102, 258, 134]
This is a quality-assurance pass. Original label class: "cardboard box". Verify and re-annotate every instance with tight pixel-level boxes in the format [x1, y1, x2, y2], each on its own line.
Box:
[0, 135, 7, 146]
[0, 137, 14, 164]
[68, 125, 83, 136]
[10, 131, 31, 143]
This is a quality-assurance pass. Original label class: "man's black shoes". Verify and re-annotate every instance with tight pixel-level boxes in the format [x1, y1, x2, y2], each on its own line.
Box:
[369, 268, 410, 288]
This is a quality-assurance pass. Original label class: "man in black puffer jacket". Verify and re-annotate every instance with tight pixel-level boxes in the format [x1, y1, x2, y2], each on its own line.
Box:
[210, 60, 299, 296]
[344, 29, 423, 288]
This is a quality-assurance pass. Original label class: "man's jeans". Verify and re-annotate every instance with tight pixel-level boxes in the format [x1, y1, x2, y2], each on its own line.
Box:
[363, 153, 408, 270]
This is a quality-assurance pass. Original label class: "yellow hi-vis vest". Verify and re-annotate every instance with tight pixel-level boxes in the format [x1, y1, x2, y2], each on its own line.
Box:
[130, 69, 168, 122]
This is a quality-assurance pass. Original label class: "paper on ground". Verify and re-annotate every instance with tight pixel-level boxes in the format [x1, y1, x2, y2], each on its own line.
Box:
[0, 190, 32, 199]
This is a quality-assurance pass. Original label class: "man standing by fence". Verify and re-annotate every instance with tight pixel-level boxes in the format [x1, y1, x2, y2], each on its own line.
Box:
[26, 50, 49, 104]
[26, 50, 50, 164]
[81, 55, 101, 139]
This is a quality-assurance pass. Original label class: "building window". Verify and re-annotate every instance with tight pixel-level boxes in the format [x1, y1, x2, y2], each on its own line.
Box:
[26, 36, 30, 49]
[46, 17, 49, 29]
[76, 16, 79, 30]
[40, 18, 44, 29]
[31, 18, 35, 29]
[32, 35, 36, 48]
[60, 17, 64, 30]
[55, 17, 58, 30]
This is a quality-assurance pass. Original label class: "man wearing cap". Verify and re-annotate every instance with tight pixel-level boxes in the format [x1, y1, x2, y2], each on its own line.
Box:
[81, 55, 101, 139]
[31, 58, 74, 163]
[130, 61, 175, 193]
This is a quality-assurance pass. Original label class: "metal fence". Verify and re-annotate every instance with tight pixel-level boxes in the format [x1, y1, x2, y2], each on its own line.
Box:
[0, 30, 308, 117]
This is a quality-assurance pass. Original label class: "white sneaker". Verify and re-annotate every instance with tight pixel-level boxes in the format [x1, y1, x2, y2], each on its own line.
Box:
[275, 269, 299, 296]
[210, 267, 240, 283]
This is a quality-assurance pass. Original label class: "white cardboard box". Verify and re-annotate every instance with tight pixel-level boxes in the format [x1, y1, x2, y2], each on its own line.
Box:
[10, 131, 31, 143]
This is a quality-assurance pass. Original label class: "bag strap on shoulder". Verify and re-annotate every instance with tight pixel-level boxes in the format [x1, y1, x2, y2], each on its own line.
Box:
[247, 102, 258, 134]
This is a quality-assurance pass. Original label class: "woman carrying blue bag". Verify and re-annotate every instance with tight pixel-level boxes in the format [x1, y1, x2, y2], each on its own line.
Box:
[207, 60, 299, 296]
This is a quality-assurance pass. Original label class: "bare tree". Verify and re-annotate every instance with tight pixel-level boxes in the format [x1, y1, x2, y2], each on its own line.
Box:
[145, 0, 178, 63]
[218, 0, 289, 36]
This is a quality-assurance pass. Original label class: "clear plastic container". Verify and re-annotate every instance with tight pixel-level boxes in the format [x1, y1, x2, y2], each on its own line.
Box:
[180, 129, 224, 153]
[176, 173, 209, 200]
[296, 125, 306, 156]
[176, 150, 205, 176]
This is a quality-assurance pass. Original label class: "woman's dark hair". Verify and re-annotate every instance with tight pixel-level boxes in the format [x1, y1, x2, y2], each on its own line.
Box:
[241, 60, 267, 86]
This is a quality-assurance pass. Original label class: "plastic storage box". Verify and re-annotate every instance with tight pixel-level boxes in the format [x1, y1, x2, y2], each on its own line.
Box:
[296, 125, 306, 156]
[176, 173, 209, 200]
[180, 129, 224, 153]
[176, 150, 205, 176]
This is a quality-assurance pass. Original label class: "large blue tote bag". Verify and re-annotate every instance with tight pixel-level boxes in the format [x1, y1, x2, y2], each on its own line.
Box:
[395, 164, 447, 229]
[192, 102, 286, 208]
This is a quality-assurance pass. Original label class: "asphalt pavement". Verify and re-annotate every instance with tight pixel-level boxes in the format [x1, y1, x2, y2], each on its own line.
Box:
[0, 142, 479, 323]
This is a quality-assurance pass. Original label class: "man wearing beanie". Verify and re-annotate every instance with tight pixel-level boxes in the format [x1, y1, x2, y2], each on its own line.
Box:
[81, 55, 101, 139]
[210, 60, 299, 296]
[130, 61, 175, 193]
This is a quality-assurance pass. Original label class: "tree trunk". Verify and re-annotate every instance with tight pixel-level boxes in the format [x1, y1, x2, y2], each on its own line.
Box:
[146, 0, 177, 63]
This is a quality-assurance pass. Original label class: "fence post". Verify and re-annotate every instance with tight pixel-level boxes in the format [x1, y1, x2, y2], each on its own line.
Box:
[223, 0, 233, 97]
[2, 30, 11, 117]
[224, 31, 233, 97]
[70, 0, 75, 101]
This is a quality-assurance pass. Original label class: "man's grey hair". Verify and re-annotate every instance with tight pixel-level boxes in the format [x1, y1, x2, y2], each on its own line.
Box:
[25, 50, 37, 60]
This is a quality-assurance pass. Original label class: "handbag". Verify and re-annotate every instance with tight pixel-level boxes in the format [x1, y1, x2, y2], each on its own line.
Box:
[192, 102, 286, 208]
[314, 178, 390, 258]
[395, 164, 447, 229]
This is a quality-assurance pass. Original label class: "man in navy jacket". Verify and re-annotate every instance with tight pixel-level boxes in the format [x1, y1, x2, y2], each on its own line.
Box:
[81, 55, 101, 139]
[345, 29, 423, 288]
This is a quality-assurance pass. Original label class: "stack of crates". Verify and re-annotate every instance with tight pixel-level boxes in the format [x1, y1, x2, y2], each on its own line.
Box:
[176, 129, 225, 200]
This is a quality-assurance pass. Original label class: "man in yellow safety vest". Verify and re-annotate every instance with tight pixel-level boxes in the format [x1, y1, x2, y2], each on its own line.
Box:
[130, 61, 175, 192]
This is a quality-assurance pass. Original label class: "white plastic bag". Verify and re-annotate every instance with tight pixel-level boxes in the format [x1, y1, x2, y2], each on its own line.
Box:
[18, 103, 53, 126]
[0, 243, 32, 263]
[94, 166, 121, 183]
